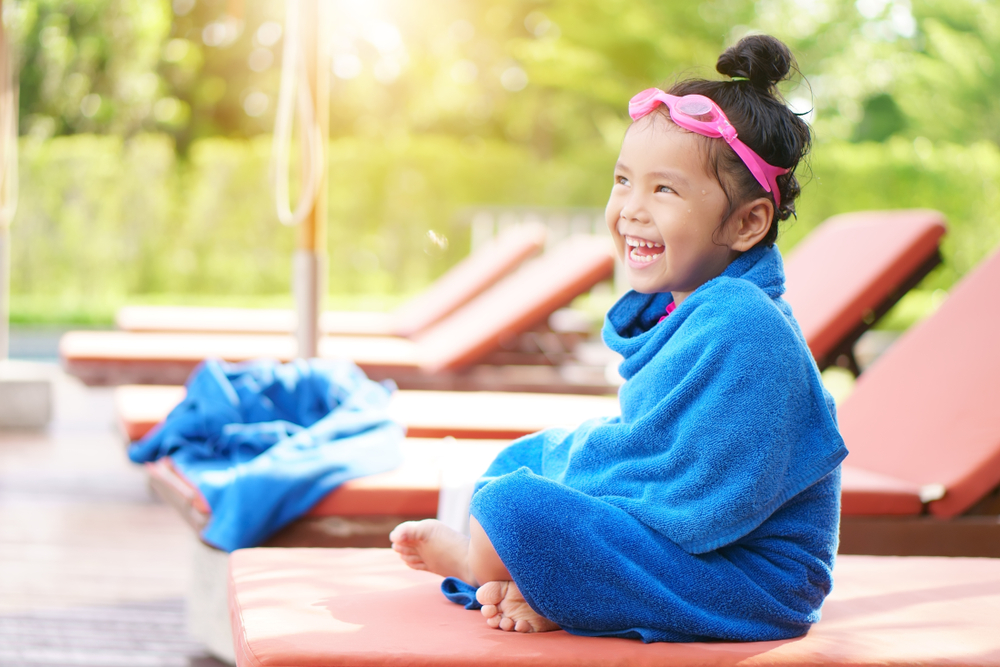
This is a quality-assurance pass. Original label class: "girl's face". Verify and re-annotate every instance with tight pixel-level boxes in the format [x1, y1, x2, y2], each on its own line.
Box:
[605, 114, 739, 305]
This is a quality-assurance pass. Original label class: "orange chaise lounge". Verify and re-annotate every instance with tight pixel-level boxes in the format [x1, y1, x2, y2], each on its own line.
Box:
[114, 222, 547, 339]
[139, 218, 994, 556]
[833, 241, 1000, 557]
[221, 240, 1000, 667]
[146, 437, 511, 548]
[780, 208, 945, 374]
[226, 548, 1000, 667]
[62, 210, 944, 391]
[113, 208, 945, 444]
[60, 234, 615, 390]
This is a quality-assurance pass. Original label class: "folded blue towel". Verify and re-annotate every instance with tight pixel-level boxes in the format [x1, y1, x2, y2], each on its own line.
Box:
[464, 245, 848, 642]
[129, 358, 404, 551]
[441, 577, 482, 610]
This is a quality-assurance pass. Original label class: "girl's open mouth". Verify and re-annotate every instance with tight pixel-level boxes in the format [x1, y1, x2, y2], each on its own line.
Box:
[626, 236, 664, 264]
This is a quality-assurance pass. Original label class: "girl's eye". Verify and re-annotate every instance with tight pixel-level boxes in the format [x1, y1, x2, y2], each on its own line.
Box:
[616, 175, 630, 186]
[656, 185, 675, 194]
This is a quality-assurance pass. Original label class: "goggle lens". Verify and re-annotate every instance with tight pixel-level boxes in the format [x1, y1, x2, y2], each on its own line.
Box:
[675, 98, 714, 117]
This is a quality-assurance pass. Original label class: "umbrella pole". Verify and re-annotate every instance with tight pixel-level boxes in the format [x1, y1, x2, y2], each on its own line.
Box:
[293, 0, 328, 359]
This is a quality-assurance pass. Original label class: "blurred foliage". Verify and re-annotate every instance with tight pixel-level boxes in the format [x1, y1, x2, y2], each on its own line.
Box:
[7, 0, 1000, 150]
[852, 93, 906, 142]
[7, 0, 283, 149]
[9, 132, 614, 306]
[10, 1, 172, 138]
[10, 132, 1000, 312]
[5, 0, 1000, 324]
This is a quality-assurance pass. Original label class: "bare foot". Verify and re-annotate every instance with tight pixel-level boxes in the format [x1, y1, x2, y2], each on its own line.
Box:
[476, 580, 560, 633]
[389, 519, 474, 581]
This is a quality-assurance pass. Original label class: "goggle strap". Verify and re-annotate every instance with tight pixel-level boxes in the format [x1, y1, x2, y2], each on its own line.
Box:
[628, 88, 789, 208]
[728, 138, 783, 206]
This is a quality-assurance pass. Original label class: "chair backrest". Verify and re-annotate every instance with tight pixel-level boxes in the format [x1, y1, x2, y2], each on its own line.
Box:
[783, 210, 946, 365]
[838, 244, 1000, 517]
[391, 223, 546, 338]
[415, 235, 614, 373]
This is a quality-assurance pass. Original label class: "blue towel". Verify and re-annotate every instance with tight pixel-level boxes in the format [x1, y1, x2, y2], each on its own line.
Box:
[441, 577, 482, 610]
[463, 245, 848, 642]
[129, 358, 404, 551]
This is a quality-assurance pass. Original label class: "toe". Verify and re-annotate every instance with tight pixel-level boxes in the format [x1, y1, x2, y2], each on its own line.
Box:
[486, 614, 502, 629]
[389, 522, 415, 544]
[514, 619, 532, 633]
[475, 581, 504, 607]
[480, 604, 498, 619]
[499, 616, 515, 632]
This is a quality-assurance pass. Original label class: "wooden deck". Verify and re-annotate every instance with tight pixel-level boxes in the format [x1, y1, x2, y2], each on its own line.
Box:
[0, 367, 226, 666]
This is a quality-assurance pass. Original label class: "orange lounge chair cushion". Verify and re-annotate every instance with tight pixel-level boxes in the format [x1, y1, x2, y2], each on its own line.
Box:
[783, 209, 945, 362]
[391, 222, 547, 337]
[838, 246, 1000, 518]
[61, 235, 613, 376]
[60, 330, 420, 369]
[146, 438, 509, 518]
[413, 234, 614, 373]
[839, 465, 923, 515]
[149, 441, 926, 521]
[114, 384, 619, 442]
[228, 548, 1000, 667]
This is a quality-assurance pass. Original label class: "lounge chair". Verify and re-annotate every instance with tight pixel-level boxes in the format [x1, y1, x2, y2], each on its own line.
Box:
[110, 208, 946, 438]
[835, 241, 1000, 556]
[117, 384, 618, 442]
[60, 234, 616, 388]
[226, 548, 1000, 667]
[146, 437, 509, 548]
[145, 241, 1000, 558]
[783, 209, 945, 373]
[114, 223, 547, 339]
[118, 209, 942, 374]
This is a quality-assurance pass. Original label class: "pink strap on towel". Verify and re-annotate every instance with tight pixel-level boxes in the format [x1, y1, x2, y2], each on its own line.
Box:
[658, 301, 677, 323]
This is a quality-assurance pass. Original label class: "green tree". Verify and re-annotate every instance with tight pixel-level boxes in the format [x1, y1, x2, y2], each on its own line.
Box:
[10, 0, 172, 138]
[751, 0, 1000, 145]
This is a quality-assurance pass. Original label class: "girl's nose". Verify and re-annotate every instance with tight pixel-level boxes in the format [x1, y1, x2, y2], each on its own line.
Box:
[620, 193, 649, 223]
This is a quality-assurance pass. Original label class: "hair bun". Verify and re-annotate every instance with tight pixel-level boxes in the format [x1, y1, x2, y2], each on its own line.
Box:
[716, 35, 794, 91]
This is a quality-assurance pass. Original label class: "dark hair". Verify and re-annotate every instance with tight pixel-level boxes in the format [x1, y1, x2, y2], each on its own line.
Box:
[657, 34, 811, 247]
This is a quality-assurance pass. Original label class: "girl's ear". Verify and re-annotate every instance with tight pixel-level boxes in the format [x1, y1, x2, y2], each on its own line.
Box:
[729, 198, 774, 252]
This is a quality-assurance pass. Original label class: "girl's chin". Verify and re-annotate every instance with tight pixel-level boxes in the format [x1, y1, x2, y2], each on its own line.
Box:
[625, 275, 673, 295]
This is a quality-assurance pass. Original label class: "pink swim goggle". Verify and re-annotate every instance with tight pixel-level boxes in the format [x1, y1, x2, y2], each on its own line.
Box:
[629, 87, 788, 207]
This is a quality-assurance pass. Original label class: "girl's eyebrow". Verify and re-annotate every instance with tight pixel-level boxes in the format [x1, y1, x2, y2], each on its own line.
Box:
[649, 170, 690, 189]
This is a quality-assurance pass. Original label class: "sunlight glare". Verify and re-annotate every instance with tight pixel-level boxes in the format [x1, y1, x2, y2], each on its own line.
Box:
[256, 22, 283, 48]
[322, 0, 408, 86]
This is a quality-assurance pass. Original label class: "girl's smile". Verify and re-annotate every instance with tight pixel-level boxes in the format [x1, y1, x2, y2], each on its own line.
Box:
[624, 235, 665, 264]
[605, 114, 740, 306]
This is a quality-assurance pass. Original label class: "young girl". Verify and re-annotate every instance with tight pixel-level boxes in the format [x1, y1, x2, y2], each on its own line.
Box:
[390, 34, 847, 643]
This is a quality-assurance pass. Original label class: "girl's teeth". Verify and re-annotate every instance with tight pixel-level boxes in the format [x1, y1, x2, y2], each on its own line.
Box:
[629, 247, 663, 263]
[626, 237, 663, 249]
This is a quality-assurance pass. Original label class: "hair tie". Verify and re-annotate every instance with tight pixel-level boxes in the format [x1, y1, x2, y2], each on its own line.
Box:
[730, 76, 750, 82]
